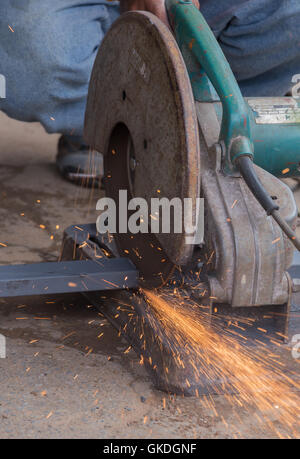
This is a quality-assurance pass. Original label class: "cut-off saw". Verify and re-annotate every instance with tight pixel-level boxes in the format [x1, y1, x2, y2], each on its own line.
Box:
[1, 0, 300, 395]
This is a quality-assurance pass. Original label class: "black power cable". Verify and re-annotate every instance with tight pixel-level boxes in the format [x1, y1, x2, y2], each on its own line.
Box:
[236, 155, 300, 252]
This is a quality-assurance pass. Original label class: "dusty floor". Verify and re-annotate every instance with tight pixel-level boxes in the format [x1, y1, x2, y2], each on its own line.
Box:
[0, 112, 299, 439]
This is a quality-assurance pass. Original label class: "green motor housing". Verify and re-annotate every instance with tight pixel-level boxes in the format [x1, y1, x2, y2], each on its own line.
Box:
[247, 98, 300, 178]
[211, 97, 300, 178]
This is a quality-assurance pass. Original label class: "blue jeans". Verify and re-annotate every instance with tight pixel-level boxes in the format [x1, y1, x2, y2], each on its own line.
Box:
[0, 0, 299, 137]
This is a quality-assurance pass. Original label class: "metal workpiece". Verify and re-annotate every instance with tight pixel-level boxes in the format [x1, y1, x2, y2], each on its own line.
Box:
[0, 258, 138, 298]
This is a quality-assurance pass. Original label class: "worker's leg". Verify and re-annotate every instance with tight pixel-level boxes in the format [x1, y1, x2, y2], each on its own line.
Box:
[0, 0, 119, 137]
[201, 0, 300, 96]
[1, 0, 299, 139]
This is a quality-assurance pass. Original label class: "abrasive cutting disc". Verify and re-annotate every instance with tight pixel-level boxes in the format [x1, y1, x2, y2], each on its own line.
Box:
[85, 12, 200, 288]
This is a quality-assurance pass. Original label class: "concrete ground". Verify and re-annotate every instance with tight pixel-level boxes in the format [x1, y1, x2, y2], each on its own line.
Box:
[0, 112, 299, 439]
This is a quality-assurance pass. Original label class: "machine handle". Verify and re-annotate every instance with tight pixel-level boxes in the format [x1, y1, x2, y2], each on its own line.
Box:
[165, 0, 253, 166]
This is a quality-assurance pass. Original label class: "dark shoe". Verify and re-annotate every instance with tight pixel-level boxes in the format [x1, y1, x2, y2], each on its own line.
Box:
[56, 135, 103, 188]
